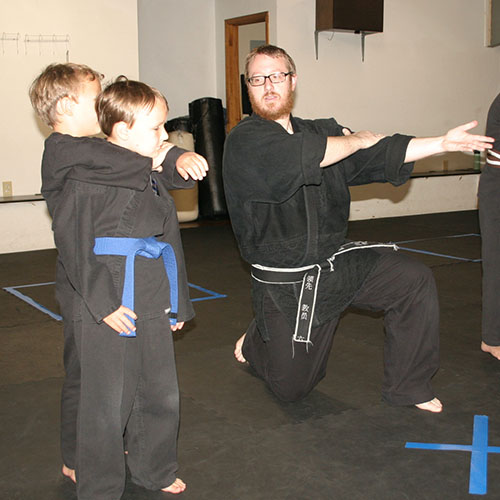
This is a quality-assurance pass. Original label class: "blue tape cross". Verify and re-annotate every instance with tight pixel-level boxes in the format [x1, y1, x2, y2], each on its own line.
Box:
[406, 415, 500, 495]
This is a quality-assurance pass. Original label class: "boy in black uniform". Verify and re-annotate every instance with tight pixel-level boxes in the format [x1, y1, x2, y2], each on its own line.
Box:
[30, 65, 207, 498]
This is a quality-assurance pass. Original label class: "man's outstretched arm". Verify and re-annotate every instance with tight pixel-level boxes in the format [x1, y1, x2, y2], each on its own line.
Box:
[405, 120, 494, 163]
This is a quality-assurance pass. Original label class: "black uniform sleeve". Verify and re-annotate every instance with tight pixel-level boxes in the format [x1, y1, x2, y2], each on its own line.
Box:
[42, 134, 152, 194]
[486, 93, 500, 151]
[342, 133, 415, 187]
[53, 181, 121, 323]
[223, 116, 324, 204]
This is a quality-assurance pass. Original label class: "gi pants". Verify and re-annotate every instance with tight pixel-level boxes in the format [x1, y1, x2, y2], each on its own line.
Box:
[478, 163, 500, 346]
[242, 250, 440, 406]
[74, 313, 179, 500]
[55, 259, 79, 471]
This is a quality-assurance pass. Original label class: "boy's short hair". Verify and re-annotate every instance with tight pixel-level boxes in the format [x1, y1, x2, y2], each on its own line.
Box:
[29, 63, 102, 127]
[244, 44, 297, 80]
[96, 77, 168, 137]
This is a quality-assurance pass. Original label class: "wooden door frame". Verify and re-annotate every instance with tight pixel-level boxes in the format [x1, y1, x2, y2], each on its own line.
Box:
[225, 11, 269, 132]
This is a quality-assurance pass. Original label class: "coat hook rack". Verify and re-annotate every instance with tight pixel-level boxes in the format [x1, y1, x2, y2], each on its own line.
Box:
[24, 34, 70, 60]
[1, 32, 20, 55]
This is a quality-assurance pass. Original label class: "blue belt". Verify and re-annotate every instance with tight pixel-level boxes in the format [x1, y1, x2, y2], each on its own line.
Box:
[93, 236, 178, 337]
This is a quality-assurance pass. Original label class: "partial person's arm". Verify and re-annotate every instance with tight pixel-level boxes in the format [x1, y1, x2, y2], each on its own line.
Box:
[153, 143, 208, 189]
[53, 183, 123, 325]
[405, 121, 493, 163]
[320, 129, 386, 167]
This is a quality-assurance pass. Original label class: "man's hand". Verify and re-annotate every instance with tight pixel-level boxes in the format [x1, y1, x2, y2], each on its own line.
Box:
[442, 120, 494, 153]
[176, 152, 209, 181]
[170, 321, 185, 332]
[405, 121, 494, 163]
[103, 305, 137, 335]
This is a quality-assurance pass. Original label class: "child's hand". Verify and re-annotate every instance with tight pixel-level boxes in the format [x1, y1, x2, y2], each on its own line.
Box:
[176, 152, 209, 181]
[170, 321, 184, 332]
[103, 305, 137, 335]
[152, 142, 175, 172]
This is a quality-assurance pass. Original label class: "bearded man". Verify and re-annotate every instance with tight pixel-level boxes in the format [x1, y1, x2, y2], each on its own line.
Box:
[222, 45, 493, 413]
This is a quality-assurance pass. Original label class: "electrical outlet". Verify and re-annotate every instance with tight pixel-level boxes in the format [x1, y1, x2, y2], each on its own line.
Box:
[2, 181, 13, 197]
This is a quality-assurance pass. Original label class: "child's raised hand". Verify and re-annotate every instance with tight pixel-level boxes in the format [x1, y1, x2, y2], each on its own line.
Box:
[152, 142, 175, 172]
[176, 152, 209, 181]
[103, 305, 137, 335]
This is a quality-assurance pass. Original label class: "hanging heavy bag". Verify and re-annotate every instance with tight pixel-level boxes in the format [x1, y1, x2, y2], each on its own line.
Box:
[189, 97, 227, 219]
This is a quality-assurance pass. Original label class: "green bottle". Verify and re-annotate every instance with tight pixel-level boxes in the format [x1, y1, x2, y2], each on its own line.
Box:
[474, 150, 481, 171]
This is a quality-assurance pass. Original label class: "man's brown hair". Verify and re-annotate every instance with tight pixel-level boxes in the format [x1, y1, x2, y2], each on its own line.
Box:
[244, 44, 297, 80]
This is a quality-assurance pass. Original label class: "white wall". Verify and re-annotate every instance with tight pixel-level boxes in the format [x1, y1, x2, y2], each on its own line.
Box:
[2, 0, 499, 253]
[215, 0, 278, 102]
[138, 0, 217, 120]
[239, 23, 267, 74]
[349, 174, 480, 220]
[275, 0, 499, 137]
[1, 0, 140, 197]
[0, 0, 139, 253]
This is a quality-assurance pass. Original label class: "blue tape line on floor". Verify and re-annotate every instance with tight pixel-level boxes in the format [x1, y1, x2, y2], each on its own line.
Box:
[397, 246, 482, 262]
[395, 233, 480, 244]
[395, 233, 481, 262]
[4, 283, 63, 320]
[3, 281, 226, 322]
[406, 415, 500, 495]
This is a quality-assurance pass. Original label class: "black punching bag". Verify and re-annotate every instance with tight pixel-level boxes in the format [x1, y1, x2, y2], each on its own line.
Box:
[188, 97, 227, 219]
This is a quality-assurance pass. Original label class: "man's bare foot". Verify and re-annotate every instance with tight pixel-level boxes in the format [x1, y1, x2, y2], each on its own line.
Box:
[234, 333, 247, 363]
[481, 341, 500, 360]
[415, 397, 443, 413]
[62, 464, 76, 483]
[161, 478, 186, 494]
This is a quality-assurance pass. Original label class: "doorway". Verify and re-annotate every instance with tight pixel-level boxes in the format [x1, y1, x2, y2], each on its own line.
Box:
[224, 11, 269, 131]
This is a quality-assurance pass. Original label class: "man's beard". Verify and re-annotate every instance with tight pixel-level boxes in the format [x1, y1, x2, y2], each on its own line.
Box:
[248, 86, 295, 121]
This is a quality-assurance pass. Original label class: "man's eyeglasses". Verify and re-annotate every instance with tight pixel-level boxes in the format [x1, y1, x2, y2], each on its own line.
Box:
[247, 72, 293, 87]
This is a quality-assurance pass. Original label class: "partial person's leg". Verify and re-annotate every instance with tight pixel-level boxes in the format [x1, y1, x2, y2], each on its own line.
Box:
[478, 164, 500, 359]
[74, 319, 129, 500]
[125, 314, 183, 493]
[241, 295, 339, 402]
[55, 260, 78, 482]
[351, 250, 440, 409]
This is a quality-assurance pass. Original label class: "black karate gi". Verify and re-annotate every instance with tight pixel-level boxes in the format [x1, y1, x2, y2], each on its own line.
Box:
[42, 133, 194, 500]
[479, 93, 500, 346]
[43, 133, 186, 470]
[223, 113, 440, 405]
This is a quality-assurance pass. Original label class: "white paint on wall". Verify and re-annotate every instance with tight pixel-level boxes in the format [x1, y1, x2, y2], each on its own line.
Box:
[0, 202, 54, 254]
[349, 174, 480, 221]
[1, 0, 499, 253]
[0, 0, 139, 253]
[138, 0, 217, 120]
[1, 0, 140, 197]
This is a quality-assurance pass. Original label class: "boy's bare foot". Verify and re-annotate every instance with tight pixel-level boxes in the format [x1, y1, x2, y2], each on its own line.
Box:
[62, 464, 76, 483]
[481, 341, 500, 360]
[415, 397, 443, 413]
[234, 333, 247, 363]
[161, 478, 186, 494]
